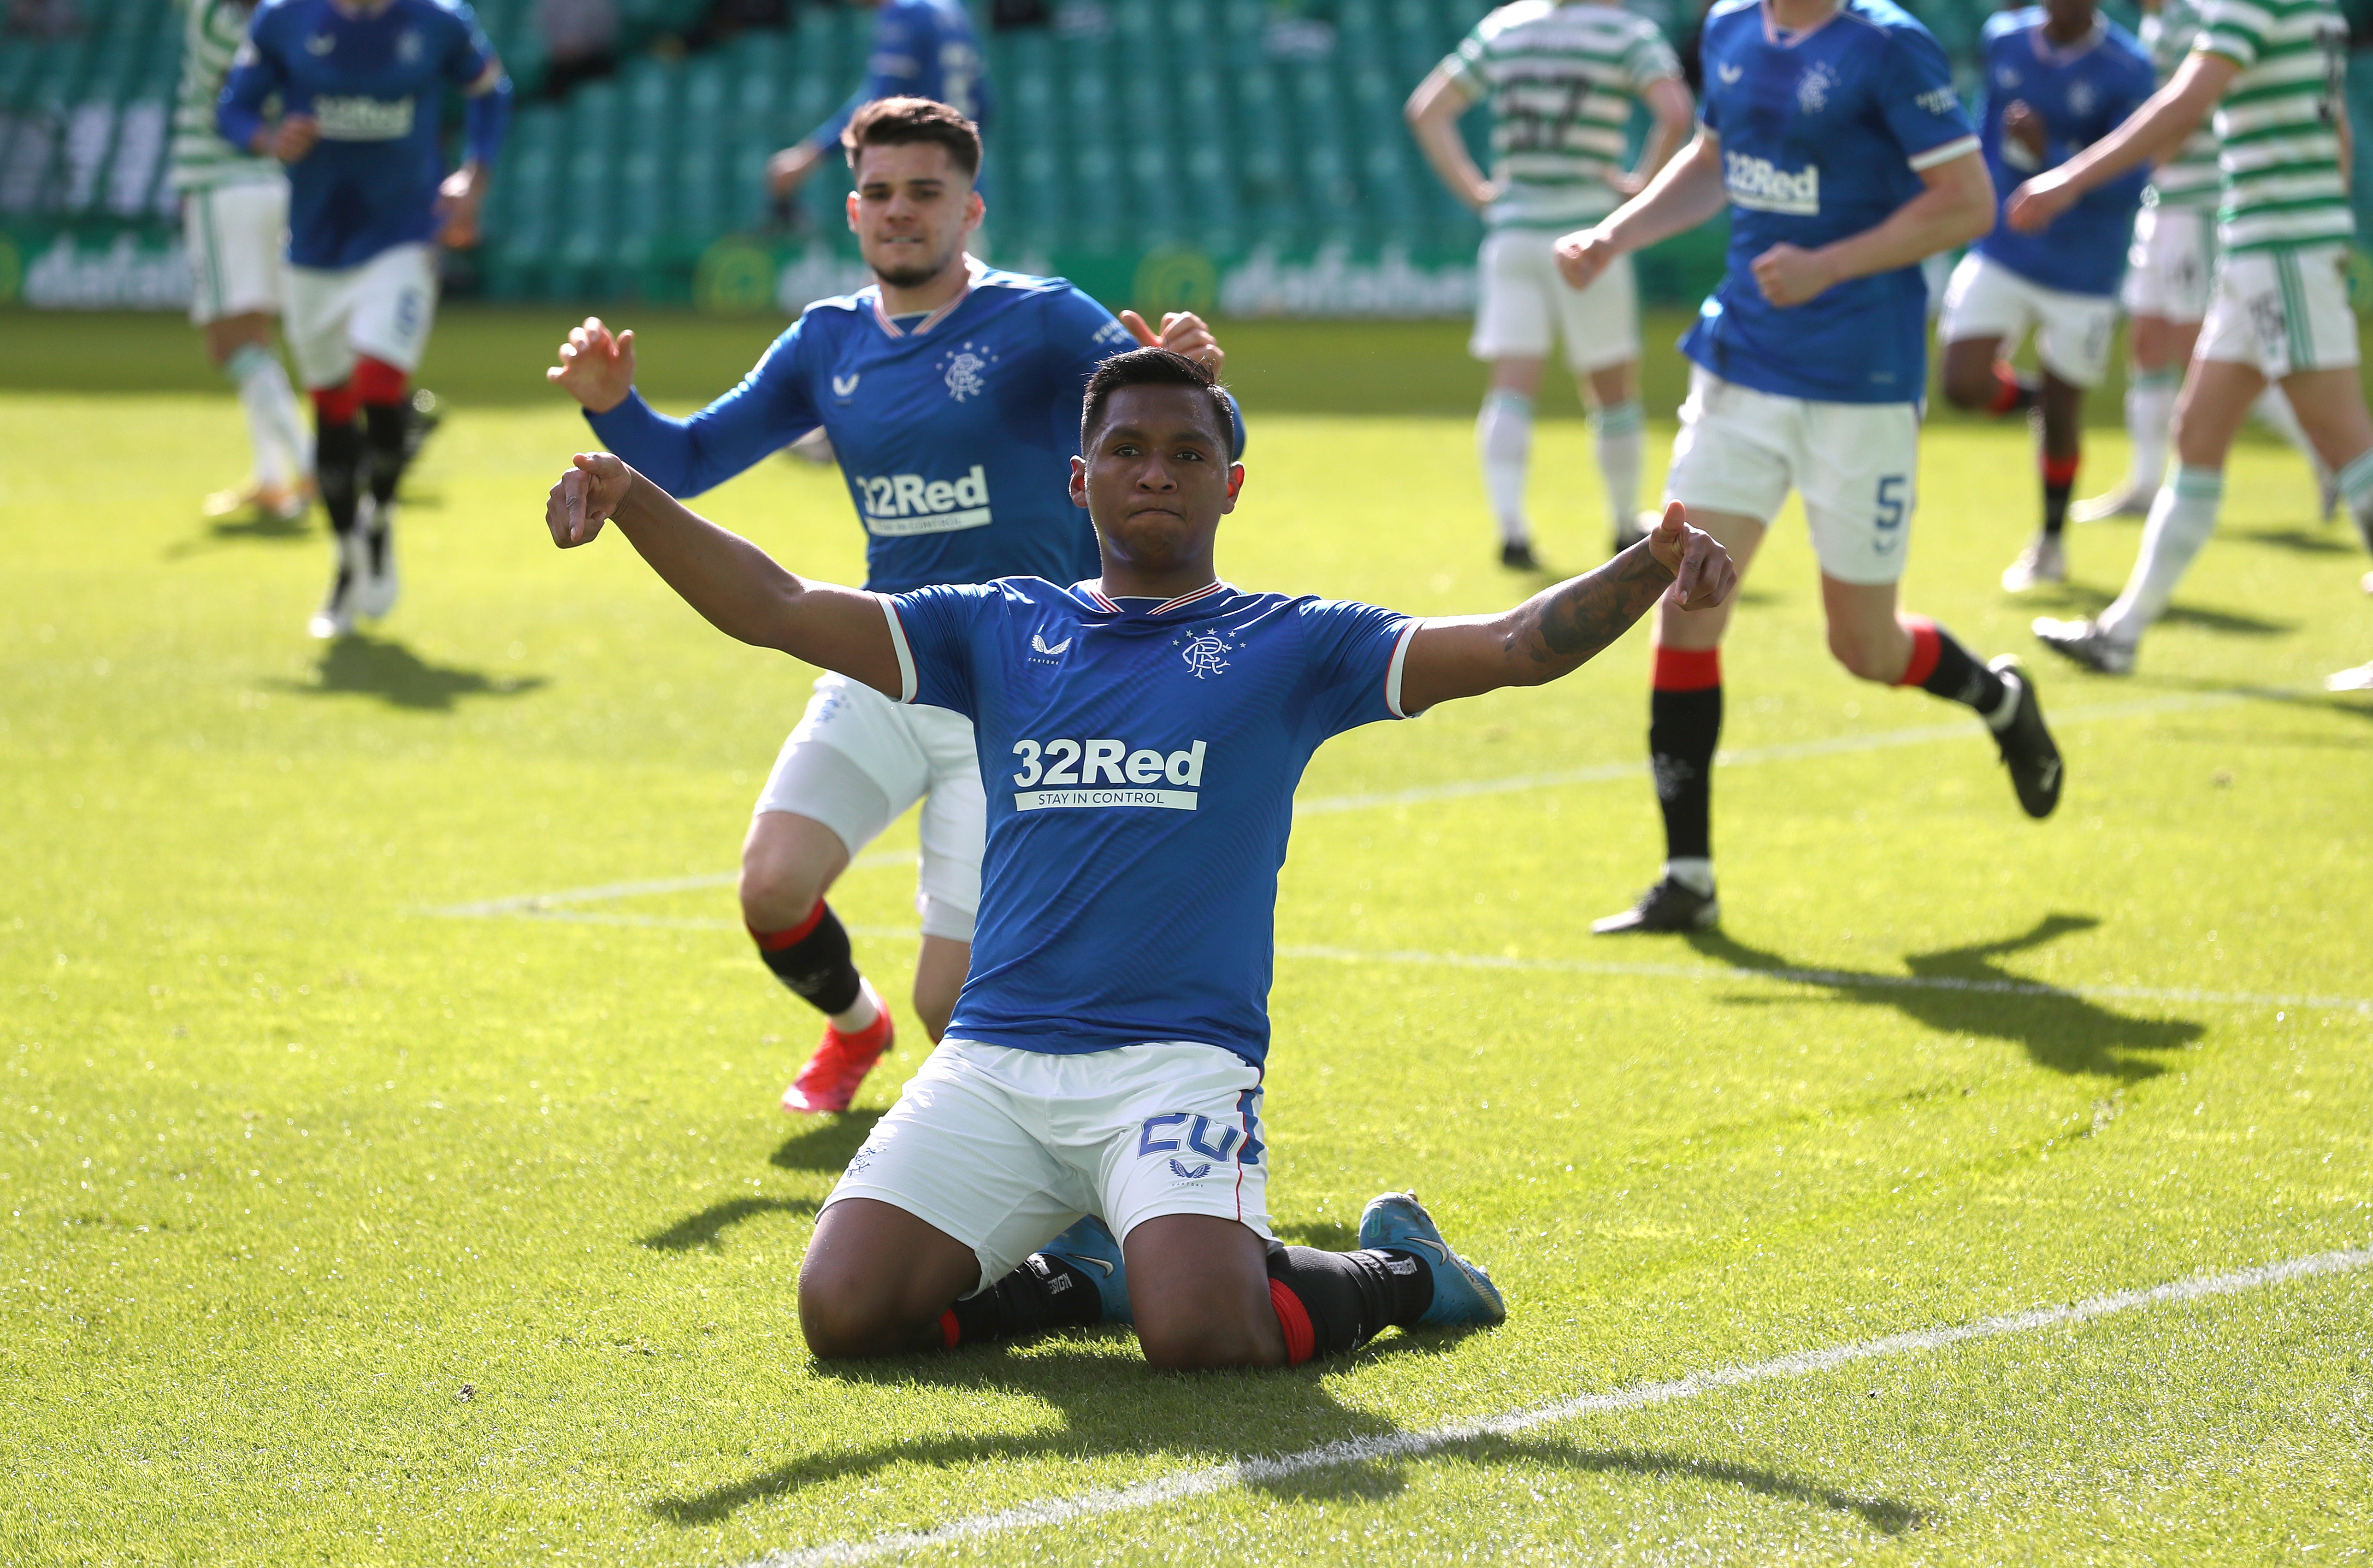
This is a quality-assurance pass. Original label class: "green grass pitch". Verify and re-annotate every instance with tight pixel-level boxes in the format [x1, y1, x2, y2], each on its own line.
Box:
[3, 306, 2369, 1566]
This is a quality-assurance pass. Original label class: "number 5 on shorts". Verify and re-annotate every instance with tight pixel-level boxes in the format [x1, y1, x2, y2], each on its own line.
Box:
[1875, 475, 1906, 531]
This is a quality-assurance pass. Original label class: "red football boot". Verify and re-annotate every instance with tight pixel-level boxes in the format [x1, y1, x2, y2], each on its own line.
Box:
[780, 1011, 895, 1115]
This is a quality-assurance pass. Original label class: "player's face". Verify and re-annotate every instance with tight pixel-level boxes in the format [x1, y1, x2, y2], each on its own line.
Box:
[845, 142, 983, 289]
[2043, 0, 2096, 33]
[1070, 386, 1244, 573]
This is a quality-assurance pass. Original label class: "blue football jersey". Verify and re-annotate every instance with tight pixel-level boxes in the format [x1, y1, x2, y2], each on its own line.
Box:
[220, 0, 499, 270]
[590, 266, 1137, 594]
[1970, 9, 2154, 297]
[1684, 0, 1980, 403]
[884, 578, 1420, 1067]
[809, 0, 992, 151]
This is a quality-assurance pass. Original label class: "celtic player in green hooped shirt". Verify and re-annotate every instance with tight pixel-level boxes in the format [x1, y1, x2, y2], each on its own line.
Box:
[2008, 0, 2373, 692]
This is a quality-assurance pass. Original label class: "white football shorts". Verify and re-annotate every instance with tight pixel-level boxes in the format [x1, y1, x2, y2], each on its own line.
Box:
[756, 672, 982, 942]
[1470, 228, 1640, 371]
[283, 241, 438, 390]
[1662, 365, 1921, 586]
[182, 180, 288, 326]
[2119, 204, 2214, 325]
[824, 1037, 1274, 1293]
[2196, 244, 2361, 381]
[1938, 251, 2118, 388]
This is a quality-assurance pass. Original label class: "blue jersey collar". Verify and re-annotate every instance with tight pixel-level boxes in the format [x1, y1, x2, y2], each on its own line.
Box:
[1069, 579, 1235, 618]
[866, 254, 988, 339]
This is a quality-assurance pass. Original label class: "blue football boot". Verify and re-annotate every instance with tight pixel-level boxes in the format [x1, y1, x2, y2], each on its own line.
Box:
[1039, 1215, 1132, 1326]
[1358, 1191, 1506, 1328]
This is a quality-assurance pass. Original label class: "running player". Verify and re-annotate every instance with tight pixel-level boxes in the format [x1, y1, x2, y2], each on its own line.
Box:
[218, 0, 510, 639]
[1934, 0, 2152, 592]
[2009, 0, 2373, 686]
[174, 0, 313, 527]
[2070, 0, 2330, 525]
[539, 346, 1737, 1367]
[1555, 0, 2067, 936]
[548, 100, 1230, 1117]
[1405, 0, 1694, 568]
[764, 0, 989, 208]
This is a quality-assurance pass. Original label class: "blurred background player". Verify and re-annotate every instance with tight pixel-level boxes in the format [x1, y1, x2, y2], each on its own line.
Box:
[2010, 0, 2373, 688]
[1558, 0, 2066, 935]
[1936, 0, 2151, 593]
[1406, 0, 1693, 570]
[2072, 0, 2331, 525]
[174, 0, 313, 528]
[219, 0, 510, 639]
[763, 0, 988, 212]
[547, 100, 1232, 1116]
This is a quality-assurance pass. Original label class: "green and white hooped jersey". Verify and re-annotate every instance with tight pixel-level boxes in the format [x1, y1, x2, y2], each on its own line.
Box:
[170, 0, 283, 192]
[2197, 0, 2354, 252]
[2140, 0, 2223, 211]
[1442, 0, 1683, 231]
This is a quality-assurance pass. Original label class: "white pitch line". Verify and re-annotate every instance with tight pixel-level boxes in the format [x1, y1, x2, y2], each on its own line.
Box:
[1277, 944, 2373, 1015]
[745, 1243, 2373, 1568]
[424, 850, 913, 919]
[1291, 690, 2241, 817]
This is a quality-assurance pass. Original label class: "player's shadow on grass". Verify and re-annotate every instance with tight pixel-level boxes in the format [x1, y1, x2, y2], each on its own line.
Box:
[272, 634, 545, 712]
[769, 1110, 882, 1172]
[1257, 1432, 1923, 1536]
[1687, 914, 2204, 1082]
[2236, 524, 2357, 556]
[638, 1195, 821, 1253]
[648, 1334, 1464, 1527]
[2007, 580, 2293, 637]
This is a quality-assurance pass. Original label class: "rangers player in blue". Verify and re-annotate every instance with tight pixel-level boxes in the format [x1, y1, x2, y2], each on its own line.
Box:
[763, 0, 989, 210]
[537, 346, 1737, 1368]
[548, 100, 1230, 1118]
[219, 0, 510, 638]
[1555, 0, 2066, 936]
[1936, 0, 2152, 593]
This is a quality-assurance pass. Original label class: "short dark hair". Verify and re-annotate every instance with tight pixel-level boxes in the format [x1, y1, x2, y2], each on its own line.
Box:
[1081, 347, 1236, 453]
[842, 96, 982, 181]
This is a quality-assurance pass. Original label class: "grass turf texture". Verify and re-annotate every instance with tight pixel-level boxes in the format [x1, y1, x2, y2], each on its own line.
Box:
[3, 306, 2370, 1566]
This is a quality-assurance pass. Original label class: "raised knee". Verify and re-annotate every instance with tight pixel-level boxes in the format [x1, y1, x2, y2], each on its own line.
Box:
[1133, 1306, 1284, 1371]
[797, 1268, 925, 1360]
[740, 850, 823, 929]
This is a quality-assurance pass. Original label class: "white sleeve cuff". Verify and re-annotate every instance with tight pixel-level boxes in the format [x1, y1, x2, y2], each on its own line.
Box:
[1908, 135, 1981, 172]
[1385, 619, 1423, 719]
[876, 594, 918, 703]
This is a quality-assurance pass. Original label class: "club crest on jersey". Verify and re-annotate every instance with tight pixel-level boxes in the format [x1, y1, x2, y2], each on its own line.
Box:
[1175, 630, 1233, 679]
[396, 27, 424, 63]
[303, 31, 334, 55]
[939, 340, 997, 402]
[2066, 80, 2096, 115]
[1796, 61, 1838, 114]
[1725, 151, 1819, 215]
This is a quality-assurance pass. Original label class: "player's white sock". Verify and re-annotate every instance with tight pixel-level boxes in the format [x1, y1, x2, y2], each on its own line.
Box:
[1662, 857, 1714, 897]
[829, 976, 884, 1035]
[2097, 466, 2223, 643]
[225, 343, 308, 490]
[1592, 399, 1645, 531]
[2123, 369, 2178, 495]
[1477, 390, 1534, 546]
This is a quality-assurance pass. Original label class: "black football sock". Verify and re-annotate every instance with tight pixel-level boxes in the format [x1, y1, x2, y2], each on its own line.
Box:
[2042, 452, 2078, 538]
[315, 415, 363, 536]
[939, 1254, 1105, 1347]
[1899, 617, 2012, 726]
[750, 900, 862, 1015]
[1649, 647, 1722, 880]
[362, 401, 409, 508]
[1263, 1243, 1433, 1364]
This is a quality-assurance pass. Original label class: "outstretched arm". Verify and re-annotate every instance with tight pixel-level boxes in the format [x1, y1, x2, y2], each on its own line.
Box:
[1398, 503, 1735, 711]
[1556, 128, 1727, 289]
[2006, 51, 2234, 233]
[544, 453, 903, 696]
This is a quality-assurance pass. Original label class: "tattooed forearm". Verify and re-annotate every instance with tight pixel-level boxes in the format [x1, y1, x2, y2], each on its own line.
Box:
[1507, 542, 1676, 669]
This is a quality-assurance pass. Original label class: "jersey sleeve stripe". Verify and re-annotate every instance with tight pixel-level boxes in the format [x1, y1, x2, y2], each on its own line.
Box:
[1384, 619, 1423, 719]
[1908, 134, 1982, 171]
[877, 595, 919, 703]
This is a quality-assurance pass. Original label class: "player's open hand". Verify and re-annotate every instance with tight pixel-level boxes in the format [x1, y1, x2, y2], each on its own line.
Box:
[266, 114, 319, 164]
[547, 318, 637, 414]
[2000, 101, 2049, 172]
[1554, 227, 1616, 291]
[1644, 501, 1736, 612]
[547, 453, 635, 548]
[1750, 242, 1837, 307]
[2005, 172, 2075, 234]
[1121, 309, 1224, 373]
